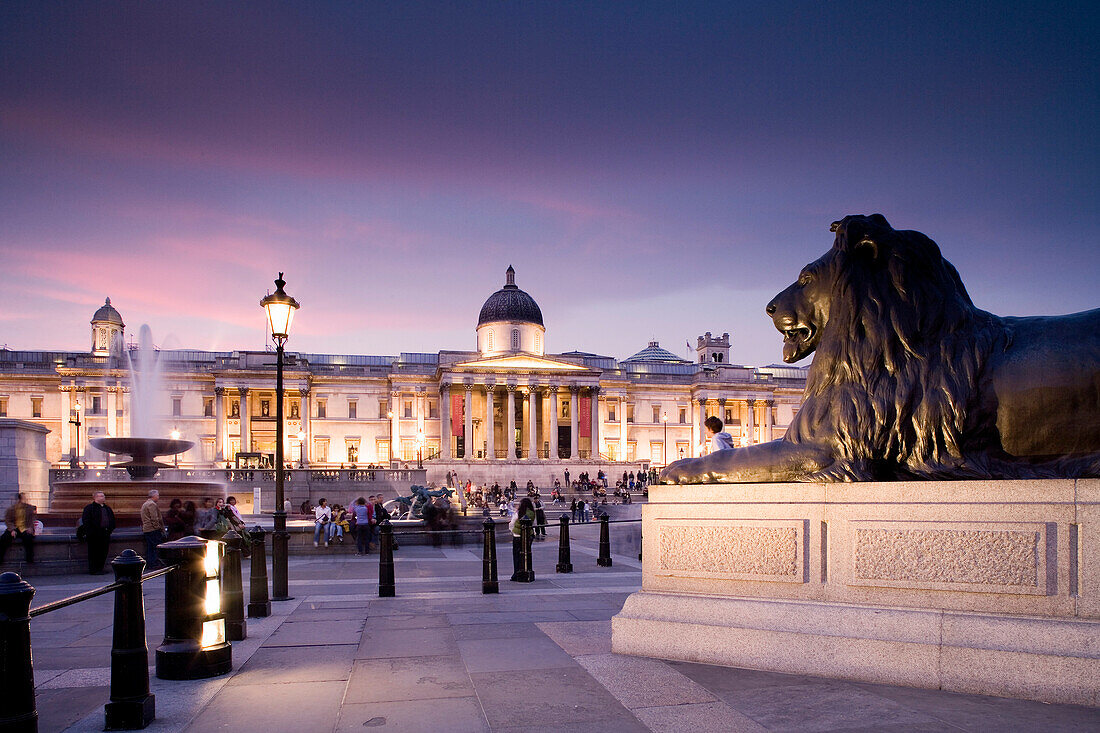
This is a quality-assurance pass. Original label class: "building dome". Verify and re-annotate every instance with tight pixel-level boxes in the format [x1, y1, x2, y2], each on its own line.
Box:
[91, 298, 124, 327]
[477, 266, 544, 328]
[623, 341, 688, 363]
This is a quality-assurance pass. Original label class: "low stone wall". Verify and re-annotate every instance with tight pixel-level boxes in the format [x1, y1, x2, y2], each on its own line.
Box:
[612, 480, 1100, 706]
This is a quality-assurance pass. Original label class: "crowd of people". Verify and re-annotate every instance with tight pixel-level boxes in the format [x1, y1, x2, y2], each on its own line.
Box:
[311, 494, 394, 555]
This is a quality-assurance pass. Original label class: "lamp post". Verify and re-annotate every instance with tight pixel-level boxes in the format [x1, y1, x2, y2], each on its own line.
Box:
[69, 400, 82, 469]
[171, 429, 181, 468]
[260, 273, 299, 602]
[416, 428, 425, 469]
[296, 431, 305, 468]
[661, 412, 668, 467]
[386, 410, 394, 467]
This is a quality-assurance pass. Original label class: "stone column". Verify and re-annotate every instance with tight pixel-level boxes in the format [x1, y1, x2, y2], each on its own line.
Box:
[569, 386, 579, 460]
[527, 387, 537, 459]
[618, 394, 627, 461]
[238, 387, 250, 452]
[693, 398, 705, 457]
[485, 387, 496, 459]
[590, 387, 601, 459]
[440, 382, 452, 459]
[299, 388, 310, 464]
[464, 384, 473, 459]
[214, 387, 225, 461]
[60, 388, 72, 457]
[106, 388, 119, 437]
[506, 386, 517, 460]
[549, 386, 559, 459]
[764, 399, 774, 442]
[390, 391, 401, 463]
[745, 399, 756, 445]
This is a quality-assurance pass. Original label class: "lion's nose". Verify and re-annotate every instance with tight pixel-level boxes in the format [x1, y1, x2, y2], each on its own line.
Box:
[766, 302, 777, 316]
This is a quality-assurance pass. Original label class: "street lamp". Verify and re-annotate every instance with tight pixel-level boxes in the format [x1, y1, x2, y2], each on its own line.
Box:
[416, 428, 425, 469]
[661, 412, 668, 467]
[260, 272, 299, 602]
[69, 400, 82, 469]
[171, 429, 181, 468]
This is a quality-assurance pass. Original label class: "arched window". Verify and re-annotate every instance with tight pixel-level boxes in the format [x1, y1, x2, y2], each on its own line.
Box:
[511, 329, 520, 350]
[487, 329, 495, 351]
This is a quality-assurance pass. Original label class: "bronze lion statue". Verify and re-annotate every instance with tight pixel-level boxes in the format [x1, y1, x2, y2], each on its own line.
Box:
[662, 214, 1100, 483]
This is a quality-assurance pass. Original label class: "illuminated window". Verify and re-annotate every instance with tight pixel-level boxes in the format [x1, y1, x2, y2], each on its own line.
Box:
[314, 439, 329, 463]
[32, 397, 42, 418]
[376, 440, 390, 463]
[511, 329, 520, 350]
[651, 441, 664, 464]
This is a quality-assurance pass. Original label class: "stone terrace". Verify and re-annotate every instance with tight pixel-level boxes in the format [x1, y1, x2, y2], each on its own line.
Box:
[23, 523, 1100, 732]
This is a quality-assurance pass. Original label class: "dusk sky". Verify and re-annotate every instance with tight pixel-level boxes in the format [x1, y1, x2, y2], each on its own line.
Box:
[2, 2, 1097, 367]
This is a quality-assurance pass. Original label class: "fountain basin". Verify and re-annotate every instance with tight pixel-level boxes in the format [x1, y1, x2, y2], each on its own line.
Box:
[91, 437, 194, 479]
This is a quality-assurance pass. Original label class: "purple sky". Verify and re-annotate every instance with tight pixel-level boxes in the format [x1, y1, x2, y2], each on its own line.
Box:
[2, 2, 1097, 366]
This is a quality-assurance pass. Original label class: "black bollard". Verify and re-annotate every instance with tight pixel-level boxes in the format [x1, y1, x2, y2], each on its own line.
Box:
[518, 516, 534, 582]
[378, 519, 395, 597]
[638, 523, 643, 562]
[556, 513, 573, 573]
[247, 526, 271, 618]
[482, 517, 498, 594]
[221, 531, 246, 641]
[105, 550, 155, 730]
[597, 514, 613, 567]
[0, 572, 36, 733]
[156, 536, 232, 680]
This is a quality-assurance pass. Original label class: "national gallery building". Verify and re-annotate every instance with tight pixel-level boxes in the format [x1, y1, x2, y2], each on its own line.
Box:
[0, 267, 806, 480]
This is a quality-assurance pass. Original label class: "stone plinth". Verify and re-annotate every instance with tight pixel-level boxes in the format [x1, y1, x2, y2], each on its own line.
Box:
[612, 480, 1100, 707]
[0, 419, 51, 511]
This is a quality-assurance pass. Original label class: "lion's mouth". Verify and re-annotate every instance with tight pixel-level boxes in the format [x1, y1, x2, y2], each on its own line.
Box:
[780, 324, 816, 362]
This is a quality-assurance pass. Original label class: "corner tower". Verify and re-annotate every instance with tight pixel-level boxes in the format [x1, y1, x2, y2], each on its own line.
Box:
[91, 298, 125, 357]
[476, 266, 546, 356]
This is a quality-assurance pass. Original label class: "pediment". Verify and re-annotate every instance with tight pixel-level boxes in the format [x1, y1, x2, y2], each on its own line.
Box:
[448, 354, 594, 374]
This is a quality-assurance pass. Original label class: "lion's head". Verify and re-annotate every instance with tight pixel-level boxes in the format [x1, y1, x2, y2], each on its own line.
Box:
[767, 214, 1003, 479]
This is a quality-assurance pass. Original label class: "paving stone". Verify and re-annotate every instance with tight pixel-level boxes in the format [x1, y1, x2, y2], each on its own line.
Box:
[575, 653, 717, 709]
[344, 655, 473, 703]
[336, 698, 489, 732]
[362, 613, 451, 631]
[227, 644, 357, 686]
[446, 610, 572, 625]
[632, 701, 767, 732]
[451, 621, 543, 641]
[457, 635, 578, 673]
[183, 679, 346, 733]
[356, 627, 458, 659]
[566, 607, 620, 621]
[262, 618, 364, 647]
[537, 619, 612, 655]
[470, 665, 642, 729]
[287, 606, 369, 621]
[34, 685, 108, 732]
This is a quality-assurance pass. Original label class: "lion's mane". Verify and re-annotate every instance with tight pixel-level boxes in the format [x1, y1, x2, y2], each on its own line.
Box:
[784, 217, 1008, 481]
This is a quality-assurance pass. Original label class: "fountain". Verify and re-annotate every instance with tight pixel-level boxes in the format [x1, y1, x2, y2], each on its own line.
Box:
[49, 325, 226, 524]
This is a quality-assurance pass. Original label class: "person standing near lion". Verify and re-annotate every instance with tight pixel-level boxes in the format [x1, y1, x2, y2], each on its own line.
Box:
[662, 214, 1100, 484]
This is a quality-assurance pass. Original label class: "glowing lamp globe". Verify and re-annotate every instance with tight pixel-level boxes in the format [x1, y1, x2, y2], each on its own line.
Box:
[260, 273, 300, 342]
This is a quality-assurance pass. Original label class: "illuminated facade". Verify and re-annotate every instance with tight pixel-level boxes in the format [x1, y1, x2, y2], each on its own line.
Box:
[0, 271, 806, 472]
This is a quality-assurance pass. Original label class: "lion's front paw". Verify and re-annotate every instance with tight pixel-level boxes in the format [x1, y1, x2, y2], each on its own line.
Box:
[660, 460, 691, 484]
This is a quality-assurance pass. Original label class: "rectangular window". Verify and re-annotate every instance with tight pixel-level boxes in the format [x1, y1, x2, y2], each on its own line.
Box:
[317, 400, 326, 419]
[203, 397, 214, 417]
[652, 405, 661, 423]
[651, 441, 664, 464]
[378, 400, 388, 419]
[605, 441, 618, 461]
[679, 408, 686, 424]
[401, 439, 416, 461]
[626, 405, 634, 423]
[627, 441, 636, 461]
[92, 395, 102, 414]
[608, 404, 617, 422]
[32, 398, 43, 418]
[314, 439, 329, 463]
[403, 400, 413, 418]
[0, 397, 6, 417]
[201, 439, 215, 462]
[376, 439, 390, 463]
[172, 398, 182, 417]
[346, 439, 360, 463]
[675, 441, 690, 460]
[428, 400, 438, 419]
[348, 400, 357, 419]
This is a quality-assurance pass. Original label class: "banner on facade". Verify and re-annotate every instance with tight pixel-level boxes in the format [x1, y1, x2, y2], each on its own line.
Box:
[452, 394, 465, 436]
[579, 394, 591, 438]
